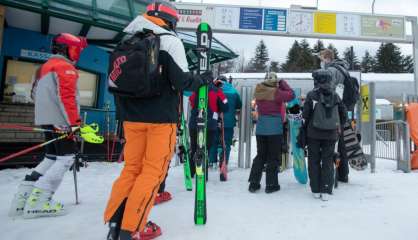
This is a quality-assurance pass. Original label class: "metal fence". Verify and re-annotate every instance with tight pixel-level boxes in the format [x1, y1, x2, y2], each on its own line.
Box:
[374, 120, 411, 172]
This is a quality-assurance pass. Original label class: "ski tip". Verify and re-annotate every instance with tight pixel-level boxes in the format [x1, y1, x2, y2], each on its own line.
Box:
[198, 22, 211, 32]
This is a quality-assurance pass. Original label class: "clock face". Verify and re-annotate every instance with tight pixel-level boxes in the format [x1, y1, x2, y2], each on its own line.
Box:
[288, 11, 313, 33]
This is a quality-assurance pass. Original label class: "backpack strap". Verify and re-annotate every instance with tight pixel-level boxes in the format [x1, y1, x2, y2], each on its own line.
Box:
[330, 63, 350, 80]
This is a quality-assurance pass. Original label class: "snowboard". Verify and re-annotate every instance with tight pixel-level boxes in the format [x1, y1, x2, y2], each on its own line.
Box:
[288, 115, 308, 184]
[287, 89, 308, 184]
[343, 122, 368, 171]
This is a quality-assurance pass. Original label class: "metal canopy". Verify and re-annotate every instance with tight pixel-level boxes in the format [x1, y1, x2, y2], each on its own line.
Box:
[0, 0, 238, 69]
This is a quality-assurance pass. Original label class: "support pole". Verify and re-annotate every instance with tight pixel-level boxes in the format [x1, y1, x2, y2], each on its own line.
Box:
[408, 16, 418, 95]
[370, 82, 377, 173]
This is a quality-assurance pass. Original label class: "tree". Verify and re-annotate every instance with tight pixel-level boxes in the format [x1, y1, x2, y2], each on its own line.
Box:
[269, 61, 280, 72]
[402, 55, 414, 73]
[214, 60, 236, 75]
[312, 40, 325, 68]
[247, 40, 270, 72]
[327, 43, 339, 60]
[281, 40, 302, 72]
[297, 39, 315, 72]
[361, 50, 375, 73]
[343, 46, 361, 71]
[374, 43, 404, 73]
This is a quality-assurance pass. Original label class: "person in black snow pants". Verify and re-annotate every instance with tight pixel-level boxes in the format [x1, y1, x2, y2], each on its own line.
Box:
[302, 69, 346, 201]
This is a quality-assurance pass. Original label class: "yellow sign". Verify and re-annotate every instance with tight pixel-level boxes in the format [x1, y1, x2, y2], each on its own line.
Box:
[314, 12, 336, 34]
[361, 84, 370, 122]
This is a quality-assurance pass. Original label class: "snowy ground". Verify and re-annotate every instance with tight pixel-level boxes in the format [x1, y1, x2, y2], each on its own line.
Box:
[1, 150, 418, 240]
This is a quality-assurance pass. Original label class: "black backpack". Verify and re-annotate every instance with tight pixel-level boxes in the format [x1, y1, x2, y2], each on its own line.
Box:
[312, 92, 341, 131]
[108, 30, 168, 98]
[331, 64, 360, 111]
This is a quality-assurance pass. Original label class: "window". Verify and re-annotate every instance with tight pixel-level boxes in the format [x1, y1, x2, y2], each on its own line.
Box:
[2, 59, 99, 107]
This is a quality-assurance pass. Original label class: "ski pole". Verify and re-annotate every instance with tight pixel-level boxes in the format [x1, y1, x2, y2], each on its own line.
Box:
[110, 120, 119, 162]
[0, 124, 67, 134]
[0, 134, 69, 163]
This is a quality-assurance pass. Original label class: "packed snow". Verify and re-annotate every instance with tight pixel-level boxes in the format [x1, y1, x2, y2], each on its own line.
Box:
[0, 146, 417, 240]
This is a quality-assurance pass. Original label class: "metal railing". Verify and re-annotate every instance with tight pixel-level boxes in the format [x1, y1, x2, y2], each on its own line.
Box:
[375, 120, 411, 172]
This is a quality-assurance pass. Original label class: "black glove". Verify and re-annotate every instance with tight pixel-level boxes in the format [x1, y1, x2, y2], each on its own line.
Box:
[287, 104, 301, 114]
[199, 71, 214, 86]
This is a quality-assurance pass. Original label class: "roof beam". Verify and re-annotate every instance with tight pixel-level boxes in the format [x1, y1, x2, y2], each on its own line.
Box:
[79, 24, 91, 37]
[112, 32, 126, 42]
[41, 0, 49, 35]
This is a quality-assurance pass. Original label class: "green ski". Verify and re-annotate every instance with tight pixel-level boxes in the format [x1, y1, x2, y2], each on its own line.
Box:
[194, 22, 212, 225]
[178, 100, 193, 191]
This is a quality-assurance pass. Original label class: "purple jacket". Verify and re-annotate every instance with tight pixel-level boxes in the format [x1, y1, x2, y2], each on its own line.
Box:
[256, 80, 294, 119]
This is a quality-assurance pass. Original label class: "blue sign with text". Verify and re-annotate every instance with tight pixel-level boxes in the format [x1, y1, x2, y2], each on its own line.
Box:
[263, 9, 287, 32]
[239, 8, 263, 30]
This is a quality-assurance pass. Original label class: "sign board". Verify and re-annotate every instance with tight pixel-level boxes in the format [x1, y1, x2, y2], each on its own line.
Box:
[239, 8, 263, 30]
[20, 49, 51, 61]
[215, 6, 240, 30]
[361, 84, 370, 122]
[263, 9, 287, 32]
[361, 15, 405, 39]
[337, 14, 361, 37]
[314, 12, 337, 34]
[177, 4, 215, 29]
[288, 11, 313, 34]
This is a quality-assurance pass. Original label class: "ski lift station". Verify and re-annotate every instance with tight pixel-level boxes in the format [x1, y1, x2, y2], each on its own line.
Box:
[0, 0, 417, 170]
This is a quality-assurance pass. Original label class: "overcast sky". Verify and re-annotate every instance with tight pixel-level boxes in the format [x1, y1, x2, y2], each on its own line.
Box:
[179, 0, 417, 64]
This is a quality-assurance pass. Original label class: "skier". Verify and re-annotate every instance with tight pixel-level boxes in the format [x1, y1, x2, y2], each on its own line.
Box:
[302, 69, 347, 201]
[189, 78, 228, 176]
[248, 73, 294, 193]
[8, 33, 88, 218]
[216, 76, 242, 168]
[319, 49, 351, 183]
[104, 1, 213, 240]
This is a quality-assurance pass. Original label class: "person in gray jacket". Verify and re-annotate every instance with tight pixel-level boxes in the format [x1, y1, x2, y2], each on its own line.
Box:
[319, 49, 350, 183]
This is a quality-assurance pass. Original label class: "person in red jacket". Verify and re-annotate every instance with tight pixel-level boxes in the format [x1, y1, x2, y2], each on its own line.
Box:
[8, 33, 87, 219]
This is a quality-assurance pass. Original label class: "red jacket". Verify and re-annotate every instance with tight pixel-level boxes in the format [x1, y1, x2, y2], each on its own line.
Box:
[32, 55, 81, 126]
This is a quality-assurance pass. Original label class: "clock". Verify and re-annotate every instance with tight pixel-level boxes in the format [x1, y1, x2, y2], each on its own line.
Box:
[288, 11, 313, 33]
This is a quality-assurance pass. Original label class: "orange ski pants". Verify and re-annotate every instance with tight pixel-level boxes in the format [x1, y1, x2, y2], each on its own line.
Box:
[104, 122, 176, 232]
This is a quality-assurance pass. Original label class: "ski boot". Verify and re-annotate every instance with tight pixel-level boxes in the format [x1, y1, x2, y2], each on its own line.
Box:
[23, 188, 66, 218]
[132, 221, 162, 240]
[8, 181, 34, 217]
[154, 192, 172, 205]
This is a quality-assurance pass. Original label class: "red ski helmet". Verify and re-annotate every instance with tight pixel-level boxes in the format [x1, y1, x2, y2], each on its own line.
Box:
[52, 33, 88, 62]
[146, 1, 179, 30]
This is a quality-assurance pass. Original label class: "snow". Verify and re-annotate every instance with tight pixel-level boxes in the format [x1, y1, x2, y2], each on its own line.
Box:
[1, 148, 418, 240]
[376, 99, 392, 105]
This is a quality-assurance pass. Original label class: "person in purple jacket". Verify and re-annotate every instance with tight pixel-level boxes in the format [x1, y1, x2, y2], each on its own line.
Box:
[248, 73, 294, 193]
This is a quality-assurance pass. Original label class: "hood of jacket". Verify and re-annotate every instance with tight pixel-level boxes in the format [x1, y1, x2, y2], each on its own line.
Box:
[124, 15, 176, 36]
[326, 59, 349, 70]
[254, 81, 277, 101]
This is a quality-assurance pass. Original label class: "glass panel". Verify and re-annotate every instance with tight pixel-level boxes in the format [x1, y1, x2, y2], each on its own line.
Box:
[3, 60, 40, 104]
[78, 70, 98, 107]
[66, 0, 93, 6]
[133, 2, 147, 15]
[3, 60, 98, 107]
[97, 0, 130, 16]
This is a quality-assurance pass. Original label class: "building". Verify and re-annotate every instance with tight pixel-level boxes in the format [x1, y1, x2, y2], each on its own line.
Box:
[0, 0, 237, 166]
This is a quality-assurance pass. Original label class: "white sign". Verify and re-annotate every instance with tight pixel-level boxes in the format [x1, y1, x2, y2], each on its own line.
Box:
[20, 49, 51, 61]
[215, 7, 240, 30]
[176, 4, 215, 29]
[288, 11, 313, 34]
[337, 14, 361, 37]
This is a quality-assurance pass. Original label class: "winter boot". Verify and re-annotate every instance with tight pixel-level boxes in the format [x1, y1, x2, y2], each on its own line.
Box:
[265, 185, 280, 194]
[312, 193, 321, 199]
[154, 192, 172, 205]
[107, 199, 127, 240]
[23, 188, 66, 218]
[119, 230, 133, 240]
[248, 183, 261, 193]
[132, 221, 162, 240]
[8, 181, 35, 217]
[321, 193, 331, 201]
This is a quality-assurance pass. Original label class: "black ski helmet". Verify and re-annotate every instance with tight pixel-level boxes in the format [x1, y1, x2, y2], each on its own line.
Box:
[146, 1, 179, 30]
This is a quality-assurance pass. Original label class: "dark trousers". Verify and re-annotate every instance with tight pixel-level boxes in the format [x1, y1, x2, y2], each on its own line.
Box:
[189, 129, 216, 177]
[43, 125, 77, 156]
[248, 135, 282, 187]
[307, 138, 336, 194]
[337, 134, 349, 180]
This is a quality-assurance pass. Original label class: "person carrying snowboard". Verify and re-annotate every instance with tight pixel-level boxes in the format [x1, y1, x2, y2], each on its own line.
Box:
[8, 33, 88, 218]
[319, 49, 355, 183]
[303, 69, 347, 201]
[104, 1, 213, 240]
[248, 72, 294, 194]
